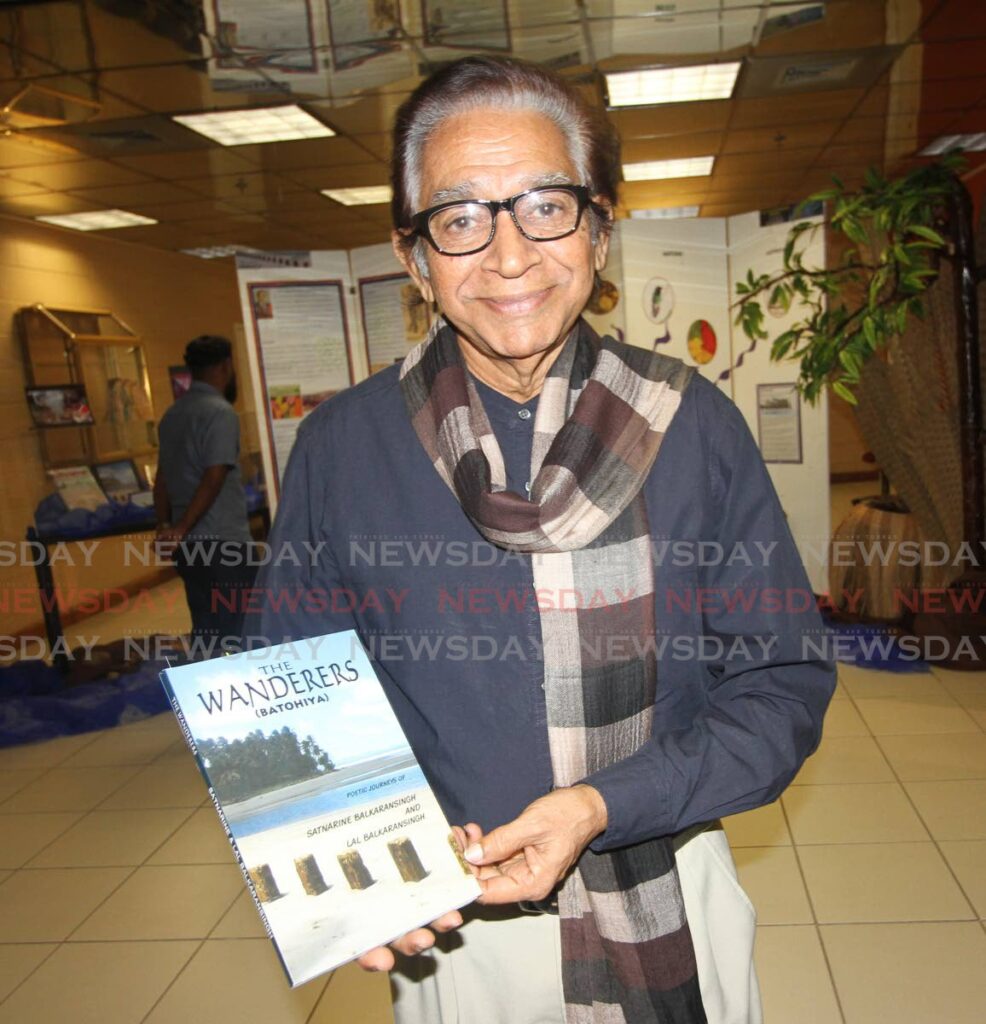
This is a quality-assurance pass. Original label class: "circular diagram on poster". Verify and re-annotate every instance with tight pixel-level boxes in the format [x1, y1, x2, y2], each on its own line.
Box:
[642, 276, 675, 325]
[687, 319, 717, 364]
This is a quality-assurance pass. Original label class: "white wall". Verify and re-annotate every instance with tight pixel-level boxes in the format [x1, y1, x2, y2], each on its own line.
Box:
[616, 217, 732, 389]
[607, 214, 830, 592]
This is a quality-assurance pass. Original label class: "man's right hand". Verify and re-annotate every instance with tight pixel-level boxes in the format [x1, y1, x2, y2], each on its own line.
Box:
[356, 823, 482, 972]
[155, 523, 187, 561]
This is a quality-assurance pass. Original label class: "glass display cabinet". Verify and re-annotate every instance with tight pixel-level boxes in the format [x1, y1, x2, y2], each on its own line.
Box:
[17, 304, 157, 468]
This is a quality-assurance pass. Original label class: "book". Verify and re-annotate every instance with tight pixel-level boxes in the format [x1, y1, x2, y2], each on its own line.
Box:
[159, 630, 480, 986]
[48, 466, 107, 511]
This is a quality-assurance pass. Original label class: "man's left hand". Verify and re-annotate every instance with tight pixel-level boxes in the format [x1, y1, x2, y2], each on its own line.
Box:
[463, 785, 608, 904]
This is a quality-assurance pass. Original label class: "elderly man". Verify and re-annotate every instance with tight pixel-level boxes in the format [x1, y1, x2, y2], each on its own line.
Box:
[250, 56, 834, 1024]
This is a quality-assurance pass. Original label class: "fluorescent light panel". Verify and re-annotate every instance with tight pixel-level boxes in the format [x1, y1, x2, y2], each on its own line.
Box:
[606, 62, 741, 107]
[173, 105, 334, 146]
[36, 209, 157, 231]
[630, 206, 700, 220]
[919, 132, 986, 156]
[623, 156, 715, 181]
[322, 185, 393, 206]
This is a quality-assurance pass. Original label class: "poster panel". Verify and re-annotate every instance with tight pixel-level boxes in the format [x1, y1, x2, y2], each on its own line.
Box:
[245, 279, 354, 495]
[756, 383, 803, 464]
[358, 273, 431, 374]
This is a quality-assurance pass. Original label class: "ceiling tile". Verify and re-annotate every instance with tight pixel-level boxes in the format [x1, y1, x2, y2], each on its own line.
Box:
[618, 180, 711, 207]
[0, 135, 86, 168]
[0, 193, 98, 217]
[179, 172, 306, 201]
[66, 180, 203, 206]
[714, 147, 821, 176]
[269, 207, 374, 230]
[97, 65, 265, 116]
[309, 92, 414, 136]
[621, 133, 723, 163]
[6, 159, 149, 191]
[610, 101, 731, 141]
[185, 213, 268, 234]
[234, 137, 380, 171]
[96, 224, 208, 249]
[831, 115, 896, 145]
[0, 174, 49, 198]
[813, 142, 885, 169]
[730, 89, 865, 129]
[721, 121, 841, 154]
[285, 163, 391, 190]
[853, 85, 895, 118]
[123, 199, 248, 223]
[218, 191, 330, 215]
[112, 149, 258, 179]
[355, 132, 393, 161]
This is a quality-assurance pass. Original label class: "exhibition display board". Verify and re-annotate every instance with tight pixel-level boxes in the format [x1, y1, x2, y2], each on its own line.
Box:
[238, 218, 829, 583]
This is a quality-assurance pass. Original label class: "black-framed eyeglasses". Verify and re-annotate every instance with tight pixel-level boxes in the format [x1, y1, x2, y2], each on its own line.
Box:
[409, 184, 592, 256]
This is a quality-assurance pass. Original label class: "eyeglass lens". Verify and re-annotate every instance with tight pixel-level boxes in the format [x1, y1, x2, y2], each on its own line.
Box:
[429, 188, 581, 253]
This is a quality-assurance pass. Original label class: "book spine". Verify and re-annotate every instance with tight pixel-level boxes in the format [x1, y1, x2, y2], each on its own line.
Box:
[159, 670, 280, 952]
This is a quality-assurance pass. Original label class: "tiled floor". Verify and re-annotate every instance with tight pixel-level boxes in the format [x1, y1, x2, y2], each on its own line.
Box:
[1, 662, 984, 1022]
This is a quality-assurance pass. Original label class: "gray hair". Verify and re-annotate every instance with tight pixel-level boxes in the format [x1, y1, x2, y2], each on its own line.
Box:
[390, 56, 621, 275]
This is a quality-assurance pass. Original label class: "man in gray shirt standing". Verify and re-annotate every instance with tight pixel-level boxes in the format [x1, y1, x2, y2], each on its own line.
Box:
[154, 335, 254, 656]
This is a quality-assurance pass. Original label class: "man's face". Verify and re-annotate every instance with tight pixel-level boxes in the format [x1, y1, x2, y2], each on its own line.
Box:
[396, 107, 609, 367]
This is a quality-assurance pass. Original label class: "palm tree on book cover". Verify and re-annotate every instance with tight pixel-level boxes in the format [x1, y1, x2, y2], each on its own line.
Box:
[198, 726, 336, 803]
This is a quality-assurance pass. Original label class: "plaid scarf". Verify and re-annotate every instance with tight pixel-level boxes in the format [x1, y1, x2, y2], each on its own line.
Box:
[400, 317, 706, 1023]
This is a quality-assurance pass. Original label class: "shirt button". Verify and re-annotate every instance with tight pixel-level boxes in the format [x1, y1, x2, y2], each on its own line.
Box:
[518, 408, 532, 420]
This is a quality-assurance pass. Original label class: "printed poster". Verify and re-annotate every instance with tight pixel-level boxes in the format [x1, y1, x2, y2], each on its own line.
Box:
[358, 273, 431, 374]
[247, 280, 354, 485]
[757, 383, 803, 463]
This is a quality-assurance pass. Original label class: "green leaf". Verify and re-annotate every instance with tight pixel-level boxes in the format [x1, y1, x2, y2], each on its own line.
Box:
[862, 317, 878, 349]
[908, 224, 946, 247]
[771, 330, 799, 360]
[832, 381, 858, 405]
[842, 217, 869, 245]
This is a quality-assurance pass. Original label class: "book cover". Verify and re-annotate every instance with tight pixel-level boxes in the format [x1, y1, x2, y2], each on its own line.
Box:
[159, 630, 480, 986]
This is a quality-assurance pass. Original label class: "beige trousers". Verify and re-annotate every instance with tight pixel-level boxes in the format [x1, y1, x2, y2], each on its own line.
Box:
[389, 824, 762, 1024]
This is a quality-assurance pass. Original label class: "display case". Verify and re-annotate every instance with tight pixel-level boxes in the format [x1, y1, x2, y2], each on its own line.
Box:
[17, 304, 157, 469]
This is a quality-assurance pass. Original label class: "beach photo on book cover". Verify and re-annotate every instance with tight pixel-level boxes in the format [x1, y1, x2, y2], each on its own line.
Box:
[163, 636, 478, 986]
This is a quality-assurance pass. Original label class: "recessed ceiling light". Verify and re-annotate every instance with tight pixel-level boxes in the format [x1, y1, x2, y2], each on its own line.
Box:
[173, 105, 334, 146]
[180, 245, 264, 260]
[605, 63, 741, 107]
[919, 132, 986, 156]
[623, 156, 715, 181]
[36, 209, 157, 231]
[629, 206, 701, 219]
[321, 185, 393, 206]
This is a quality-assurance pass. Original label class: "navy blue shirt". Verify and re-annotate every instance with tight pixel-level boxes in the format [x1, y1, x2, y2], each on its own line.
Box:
[247, 348, 835, 849]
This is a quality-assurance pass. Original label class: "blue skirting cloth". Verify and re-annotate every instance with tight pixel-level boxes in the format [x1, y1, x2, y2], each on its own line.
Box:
[0, 658, 171, 748]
